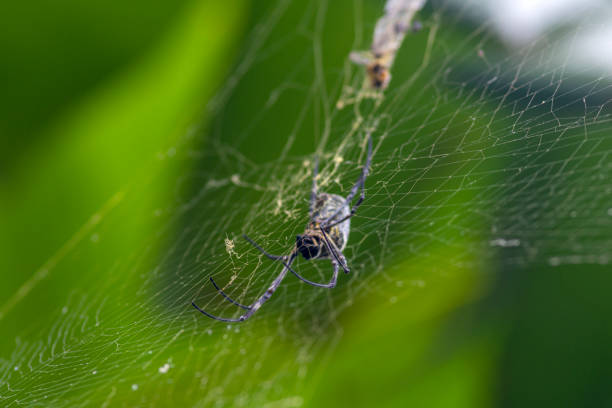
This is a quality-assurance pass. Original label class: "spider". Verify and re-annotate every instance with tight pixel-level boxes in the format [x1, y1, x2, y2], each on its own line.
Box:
[192, 136, 372, 322]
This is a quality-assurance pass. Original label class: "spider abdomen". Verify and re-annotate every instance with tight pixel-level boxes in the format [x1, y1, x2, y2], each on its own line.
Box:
[312, 193, 350, 252]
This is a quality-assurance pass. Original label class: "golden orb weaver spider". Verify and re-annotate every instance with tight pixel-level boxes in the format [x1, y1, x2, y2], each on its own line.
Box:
[192, 136, 372, 322]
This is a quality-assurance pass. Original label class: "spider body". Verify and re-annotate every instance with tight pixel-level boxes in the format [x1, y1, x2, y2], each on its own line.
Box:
[298, 193, 350, 260]
[192, 137, 372, 322]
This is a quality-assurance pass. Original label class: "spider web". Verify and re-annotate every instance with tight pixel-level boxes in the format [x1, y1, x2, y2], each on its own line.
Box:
[2, 0, 612, 406]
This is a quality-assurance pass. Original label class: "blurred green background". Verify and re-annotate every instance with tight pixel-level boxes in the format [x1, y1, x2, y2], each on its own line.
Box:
[2, 0, 612, 407]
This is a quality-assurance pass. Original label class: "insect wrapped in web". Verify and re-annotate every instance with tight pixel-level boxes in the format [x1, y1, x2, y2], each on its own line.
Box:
[350, 0, 425, 90]
[192, 137, 373, 322]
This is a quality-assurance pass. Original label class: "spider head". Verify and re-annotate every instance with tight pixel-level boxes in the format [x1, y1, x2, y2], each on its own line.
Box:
[296, 235, 321, 260]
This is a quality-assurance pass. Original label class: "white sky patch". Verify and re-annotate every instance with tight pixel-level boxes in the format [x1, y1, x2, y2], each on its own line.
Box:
[449, 1, 612, 72]
[567, 25, 612, 71]
[487, 0, 605, 46]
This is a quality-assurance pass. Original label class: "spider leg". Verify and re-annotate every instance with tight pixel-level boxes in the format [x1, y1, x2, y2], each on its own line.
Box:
[192, 253, 298, 322]
[319, 226, 350, 273]
[243, 234, 284, 260]
[322, 194, 364, 229]
[191, 302, 245, 322]
[209, 277, 251, 310]
[236, 254, 297, 321]
[245, 230, 337, 288]
[324, 135, 372, 226]
[291, 259, 339, 288]
[310, 156, 318, 217]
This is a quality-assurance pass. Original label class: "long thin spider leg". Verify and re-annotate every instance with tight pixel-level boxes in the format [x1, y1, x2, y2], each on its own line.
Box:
[291, 259, 339, 288]
[245, 242, 336, 288]
[235, 252, 297, 321]
[325, 136, 372, 224]
[250, 248, 332, 289]
[243, 234, 284, 260]
[192, 302, 244, 322]
[193, 253, 298, 322]
[323, 194, 365, 229]
[243, 235, 332, 288]
[209, 277, 250, 310]
[310, 156, 319, 217]
[243, 233, 333, 289]
[344, 134, 372, 204]
[319, 226, 350, 273]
